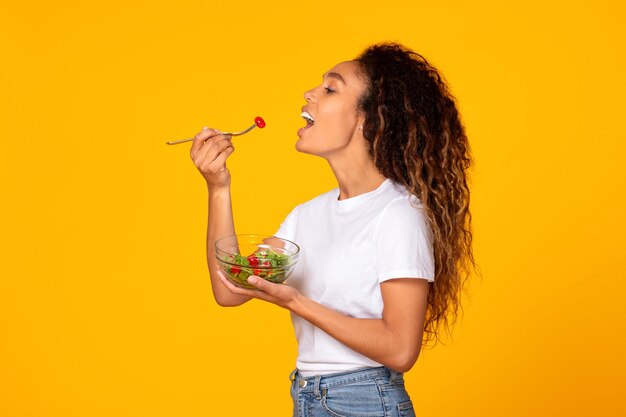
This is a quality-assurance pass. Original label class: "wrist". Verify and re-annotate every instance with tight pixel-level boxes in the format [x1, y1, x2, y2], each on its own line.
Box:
[287, 290, 306, 315]
[207, 184, 230, 196]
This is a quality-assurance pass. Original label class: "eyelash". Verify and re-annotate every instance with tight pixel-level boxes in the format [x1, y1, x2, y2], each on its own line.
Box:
[324, 86, 335, 94]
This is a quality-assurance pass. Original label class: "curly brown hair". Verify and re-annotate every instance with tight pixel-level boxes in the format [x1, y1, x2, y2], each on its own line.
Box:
[355, 42, 481, 349]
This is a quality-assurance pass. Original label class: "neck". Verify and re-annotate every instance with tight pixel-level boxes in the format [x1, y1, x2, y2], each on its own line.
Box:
[325, 148, 387, 201]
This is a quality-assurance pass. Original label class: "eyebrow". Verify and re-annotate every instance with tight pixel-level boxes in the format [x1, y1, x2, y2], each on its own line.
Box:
[323, 72, 346, 84]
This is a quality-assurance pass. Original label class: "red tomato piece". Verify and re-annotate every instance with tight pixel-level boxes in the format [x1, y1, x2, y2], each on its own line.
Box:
[255, 116, 266, 128]
[248, 255, 259, 266]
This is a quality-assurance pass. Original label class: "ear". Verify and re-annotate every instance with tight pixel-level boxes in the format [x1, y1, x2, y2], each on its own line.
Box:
[356, 113, 366, 132]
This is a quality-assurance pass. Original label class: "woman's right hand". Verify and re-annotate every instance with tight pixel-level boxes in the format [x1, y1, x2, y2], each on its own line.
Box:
[190, 127, 235, 191]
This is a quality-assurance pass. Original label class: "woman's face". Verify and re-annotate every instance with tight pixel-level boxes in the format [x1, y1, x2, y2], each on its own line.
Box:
[296, 60, 367, 157]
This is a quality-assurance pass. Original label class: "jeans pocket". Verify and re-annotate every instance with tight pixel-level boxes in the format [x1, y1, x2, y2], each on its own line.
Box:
[398, 399, 416, 417]
[321, 380, 385, 417]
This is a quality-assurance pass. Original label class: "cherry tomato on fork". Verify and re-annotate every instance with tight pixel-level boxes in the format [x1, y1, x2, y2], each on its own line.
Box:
[255, 117, 266, 128]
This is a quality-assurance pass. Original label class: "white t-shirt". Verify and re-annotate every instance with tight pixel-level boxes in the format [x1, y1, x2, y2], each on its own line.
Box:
[273, 178, 435, 377]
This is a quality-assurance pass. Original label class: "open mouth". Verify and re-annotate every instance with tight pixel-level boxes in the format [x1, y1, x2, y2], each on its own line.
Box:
[301, 111, 315, 128]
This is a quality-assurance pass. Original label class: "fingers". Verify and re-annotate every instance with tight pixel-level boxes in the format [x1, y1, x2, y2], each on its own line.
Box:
[217, 271, 276, 302]
[198, 134, 233, 162]
[246, 276, 270, 291]
[194, 136, 234, 175]
[190, 128, 234, 173]
[218, 271, 261, 296]
[209, 141, 235, 169]
[244, 275, 281, 301]
[190, 127, 221, 158]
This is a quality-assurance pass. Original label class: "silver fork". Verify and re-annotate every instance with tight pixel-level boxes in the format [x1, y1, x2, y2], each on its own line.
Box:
[165, 116, 266, 145]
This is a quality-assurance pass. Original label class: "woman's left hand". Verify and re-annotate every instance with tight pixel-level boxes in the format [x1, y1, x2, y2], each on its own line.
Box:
[216, 270, 301, 311]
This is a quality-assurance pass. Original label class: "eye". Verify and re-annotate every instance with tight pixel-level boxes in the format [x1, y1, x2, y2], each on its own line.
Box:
[324, 86, 335, 94]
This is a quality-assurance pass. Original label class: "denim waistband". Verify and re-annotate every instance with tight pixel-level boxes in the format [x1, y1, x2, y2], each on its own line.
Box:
[289, 366, 402, 393]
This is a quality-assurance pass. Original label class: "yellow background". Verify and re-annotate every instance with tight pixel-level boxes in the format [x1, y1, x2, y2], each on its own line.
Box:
[1, 1, 624, 416]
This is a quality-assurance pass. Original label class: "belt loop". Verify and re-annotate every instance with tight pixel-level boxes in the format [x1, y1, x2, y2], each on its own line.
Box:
[389, 367, 398, 383]
[289, 368, 297, 382]
[314, 375, 322, 399]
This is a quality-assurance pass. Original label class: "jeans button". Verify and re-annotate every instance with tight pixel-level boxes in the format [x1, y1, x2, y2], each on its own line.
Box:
[298, 379, 308, 387]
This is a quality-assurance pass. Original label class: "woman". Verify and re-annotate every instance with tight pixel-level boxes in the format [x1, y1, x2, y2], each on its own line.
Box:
[190, 42, 477, 417]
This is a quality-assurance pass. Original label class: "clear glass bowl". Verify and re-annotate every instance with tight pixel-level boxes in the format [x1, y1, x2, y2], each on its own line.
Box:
[215, 234, 300, 289]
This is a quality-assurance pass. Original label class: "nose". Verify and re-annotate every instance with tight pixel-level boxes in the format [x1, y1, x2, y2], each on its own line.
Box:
[303, 88, 314, 102]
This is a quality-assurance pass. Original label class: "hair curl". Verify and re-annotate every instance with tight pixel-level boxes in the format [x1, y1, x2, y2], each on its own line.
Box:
[355, 42, 481, 349]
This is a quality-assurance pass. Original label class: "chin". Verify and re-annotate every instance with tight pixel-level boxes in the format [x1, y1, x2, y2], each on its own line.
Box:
[295, 138, 304, 153]
[296, 133, 335, 158]
[297, 145, 322, 157]
[295, 138, 312, 155]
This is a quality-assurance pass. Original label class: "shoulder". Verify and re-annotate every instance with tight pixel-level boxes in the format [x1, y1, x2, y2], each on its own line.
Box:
[380, 182, 426, 218]
[374, 183, 430, 236]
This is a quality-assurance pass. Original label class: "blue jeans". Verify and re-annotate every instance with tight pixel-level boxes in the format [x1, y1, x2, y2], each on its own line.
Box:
[289, 366, 416, 417]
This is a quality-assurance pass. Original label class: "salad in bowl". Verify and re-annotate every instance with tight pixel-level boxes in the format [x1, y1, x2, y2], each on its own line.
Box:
[215, 234, 300, 289]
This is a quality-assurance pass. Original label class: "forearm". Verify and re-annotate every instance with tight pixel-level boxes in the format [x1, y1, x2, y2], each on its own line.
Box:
[289, 295, 421, 373]
[207, 186, 251, 306]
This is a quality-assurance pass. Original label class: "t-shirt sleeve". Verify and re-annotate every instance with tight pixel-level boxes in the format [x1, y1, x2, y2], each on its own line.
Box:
[374, 196, 435, 283]
[273, 204, 300, 243]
